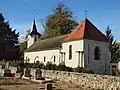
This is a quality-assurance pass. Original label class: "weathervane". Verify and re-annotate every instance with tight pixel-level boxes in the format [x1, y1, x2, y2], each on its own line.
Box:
[33, 9, 36, 19]
[58, 0, 63, 8]
[58, 0, 62, 4]
[84, 10, 88, 18]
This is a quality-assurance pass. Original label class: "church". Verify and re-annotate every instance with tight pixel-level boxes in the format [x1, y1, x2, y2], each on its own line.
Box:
[24, 18, 111, 74]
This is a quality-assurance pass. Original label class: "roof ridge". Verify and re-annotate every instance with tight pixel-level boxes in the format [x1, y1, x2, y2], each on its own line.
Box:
[65, 18, 107, 42]
[83, 18, 87, 39]
[38, 34, 68, 42]
[25, 34, 68, 52]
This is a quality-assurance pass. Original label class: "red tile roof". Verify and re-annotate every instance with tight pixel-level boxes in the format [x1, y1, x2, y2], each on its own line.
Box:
[65, 18, 108, 42]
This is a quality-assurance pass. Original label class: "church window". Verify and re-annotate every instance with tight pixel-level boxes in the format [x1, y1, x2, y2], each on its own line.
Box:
[69, 45, 72, 59]
[44, 56, 46, 62]
[34, 56, 39, 62]
[54, 56, 56, 62]
[26, 57, 27, 60]
[34, 36, 37, 42]
[95, 47, 100, 60]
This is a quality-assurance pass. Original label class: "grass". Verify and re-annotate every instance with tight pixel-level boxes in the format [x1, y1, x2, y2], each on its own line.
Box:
[0, 88, 7, 90]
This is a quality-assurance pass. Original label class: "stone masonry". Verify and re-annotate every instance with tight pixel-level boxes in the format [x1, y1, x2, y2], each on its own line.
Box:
[7, 66, 120, 90]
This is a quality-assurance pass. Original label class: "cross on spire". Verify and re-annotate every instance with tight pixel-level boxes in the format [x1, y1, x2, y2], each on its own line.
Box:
[33, 9, 36, 18]
[58, 0, 63, 8]
[84, 10, 88, 18]
[58, 0, 62, 4]
[33, 9, 36, 13]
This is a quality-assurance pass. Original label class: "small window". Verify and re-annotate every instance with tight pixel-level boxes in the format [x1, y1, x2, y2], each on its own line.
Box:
[54, 56, 56, 62]
[69, 45, 72, 59]
[95, 47, 100, 60]
[26, 57, 27, 60]
[34, 36, 37, 42]
[44, 56, 46, 62]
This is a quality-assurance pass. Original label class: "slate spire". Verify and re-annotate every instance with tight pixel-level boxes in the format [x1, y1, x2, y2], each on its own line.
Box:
[29, 19, 41, 37]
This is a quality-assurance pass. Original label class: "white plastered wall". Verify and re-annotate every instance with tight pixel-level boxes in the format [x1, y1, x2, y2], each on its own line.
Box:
[61, 40, 84, 68]
[27, 35, 39, 48]
[117, 61, 120, 70]
[24, 49, 60, 65]
[27, 35, 34, 48]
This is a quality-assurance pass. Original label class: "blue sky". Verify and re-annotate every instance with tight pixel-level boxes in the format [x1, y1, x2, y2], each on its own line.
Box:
[0, 0, 120, 41]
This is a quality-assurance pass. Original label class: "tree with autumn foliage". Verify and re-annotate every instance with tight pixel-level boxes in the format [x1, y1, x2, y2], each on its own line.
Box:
[44, 4, 78, 38]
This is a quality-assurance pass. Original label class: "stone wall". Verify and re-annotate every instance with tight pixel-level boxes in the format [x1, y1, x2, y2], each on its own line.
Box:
[40, 70, 120, 90]
[84, 39, 111, 75]
[8, 66, 120, 90]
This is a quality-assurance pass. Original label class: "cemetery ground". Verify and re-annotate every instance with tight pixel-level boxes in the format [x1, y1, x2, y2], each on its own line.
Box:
[0, 77, 88, 90]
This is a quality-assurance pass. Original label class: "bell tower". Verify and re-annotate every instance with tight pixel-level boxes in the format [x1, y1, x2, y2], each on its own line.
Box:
[27, 19, 41, 48]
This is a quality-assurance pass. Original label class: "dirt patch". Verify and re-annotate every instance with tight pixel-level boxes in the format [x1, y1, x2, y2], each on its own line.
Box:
[52, 81, 90, 90]
[0, 77, 43, 90]
[0, 77, 36, 85]
[0, 77, 91, 90]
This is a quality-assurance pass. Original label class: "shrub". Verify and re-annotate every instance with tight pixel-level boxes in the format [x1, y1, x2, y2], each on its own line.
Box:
[33, 61, 40, 68]
[51, 64, 58, 70]
[65, 66, 73, 72]
[82, 68, 94, 74]
[39, 62, 45, 69]
[75, 66, 83, 73]
[9, 60, 24, 67]
[57, 63, 73, 72]
[46, 62, 53, 70]
[32, 61, 45, 69]
[44, 62, 58, 70]
[32, 61, 40, 68]
[75, 66, 94, 74]
[112, 68, 120, 76]
[58, 63, 66, 71]
[27, 63, 34, 68]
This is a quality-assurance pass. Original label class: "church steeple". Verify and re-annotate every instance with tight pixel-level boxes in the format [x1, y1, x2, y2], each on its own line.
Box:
[29, 19, 41, 37]
[27, 19, 41, 48]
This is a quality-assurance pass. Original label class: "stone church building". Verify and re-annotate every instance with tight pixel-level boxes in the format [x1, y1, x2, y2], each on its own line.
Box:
[24, 18, 111, 74]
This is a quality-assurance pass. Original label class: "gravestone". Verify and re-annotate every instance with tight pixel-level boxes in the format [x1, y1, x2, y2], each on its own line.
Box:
[15, 73, 21, 78]
[0, 69, 4, 76]
[16, 66, 24, 78]
[24, 68, 31, 77]
[6, 62, 9, 69]
[35, 68, 42, 80]
[16, 66, 20, 73]
[4, 69, 12, 77]
[3, 62, 12, 77]
[45, 83, 52, 90]
[1, 64, 5, 69]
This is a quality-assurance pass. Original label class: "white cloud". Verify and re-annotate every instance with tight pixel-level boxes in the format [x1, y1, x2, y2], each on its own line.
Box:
[18, 34, 26, 43]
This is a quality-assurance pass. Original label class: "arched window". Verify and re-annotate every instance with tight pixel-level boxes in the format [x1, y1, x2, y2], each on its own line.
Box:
[34, 36, 37, 42]
[69, 45, 72, 59]
[44, 56, 46, 62]
[95, 47, 100, 60]
[34, 56, 39, 62]
[54, 56, 56, 62]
